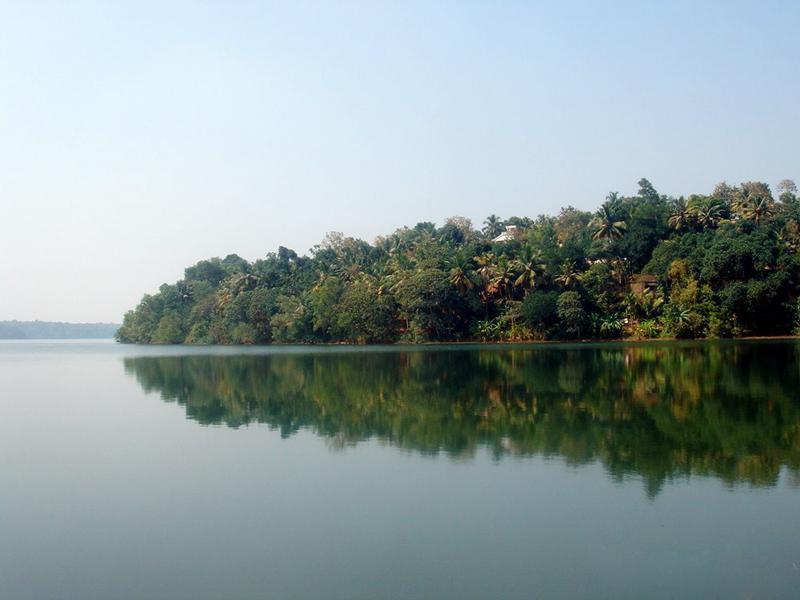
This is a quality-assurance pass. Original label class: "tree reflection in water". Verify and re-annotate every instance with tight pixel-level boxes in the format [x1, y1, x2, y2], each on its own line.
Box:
[124, 341, 800, 497]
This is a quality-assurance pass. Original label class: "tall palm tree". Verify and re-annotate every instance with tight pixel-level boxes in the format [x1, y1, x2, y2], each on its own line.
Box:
[555, 260, 581, 288]
[734, 194, 775, 225]
[472, 253, 498, 317]
[448, 257, 476, 293]
[380, 257, 408, 296]
[668, 198, 693, 231]
[689, 199, 724, 229]
[512, 246, 546, 290]
[482, 214, 504, 239]
[474, 252, 497, 283]
[589, 201, 627, 241]
[490, 261, 516, 299]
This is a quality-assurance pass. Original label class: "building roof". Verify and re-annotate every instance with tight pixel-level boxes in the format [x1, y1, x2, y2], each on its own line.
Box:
[492, 225, 522, 243]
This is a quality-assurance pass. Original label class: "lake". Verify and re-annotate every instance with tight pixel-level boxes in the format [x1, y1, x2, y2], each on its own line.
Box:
[1, 340, 799, 599]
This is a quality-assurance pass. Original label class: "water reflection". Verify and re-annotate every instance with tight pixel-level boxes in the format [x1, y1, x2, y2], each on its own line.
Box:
[124, 342, 800, 496]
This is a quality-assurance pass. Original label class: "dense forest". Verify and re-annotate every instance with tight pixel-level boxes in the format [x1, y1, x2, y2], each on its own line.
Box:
[0, 320, 119, 339]
[117, 178, 800, 344]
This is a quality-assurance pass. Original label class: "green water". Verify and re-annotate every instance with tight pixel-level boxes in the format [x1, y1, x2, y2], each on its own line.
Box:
[2, 340, 799, 598]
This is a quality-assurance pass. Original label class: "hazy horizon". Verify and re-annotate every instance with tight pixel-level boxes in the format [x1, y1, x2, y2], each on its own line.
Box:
[2, 1, 798, 322]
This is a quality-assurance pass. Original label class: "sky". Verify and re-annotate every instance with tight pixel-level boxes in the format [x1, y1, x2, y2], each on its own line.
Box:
[1, 0, 798, 323]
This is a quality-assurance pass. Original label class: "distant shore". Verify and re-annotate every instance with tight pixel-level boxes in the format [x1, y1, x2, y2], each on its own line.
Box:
[0, 320, 119, 340]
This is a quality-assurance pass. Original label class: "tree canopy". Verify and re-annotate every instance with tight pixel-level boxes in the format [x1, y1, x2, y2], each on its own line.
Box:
[116, 178, 800, 344]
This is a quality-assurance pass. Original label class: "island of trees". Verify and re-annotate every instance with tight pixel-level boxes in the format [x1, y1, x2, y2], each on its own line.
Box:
[116, 178, 800, 345]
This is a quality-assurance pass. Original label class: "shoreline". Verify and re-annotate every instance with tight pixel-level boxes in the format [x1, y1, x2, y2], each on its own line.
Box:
[116, 334, 800, 347]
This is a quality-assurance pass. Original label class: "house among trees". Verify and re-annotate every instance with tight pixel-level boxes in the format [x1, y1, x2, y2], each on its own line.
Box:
[492, 225, 524, 243]
[629, 274, 659, 296]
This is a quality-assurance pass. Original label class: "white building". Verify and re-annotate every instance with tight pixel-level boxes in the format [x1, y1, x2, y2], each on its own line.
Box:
[492, 225, 523, 243]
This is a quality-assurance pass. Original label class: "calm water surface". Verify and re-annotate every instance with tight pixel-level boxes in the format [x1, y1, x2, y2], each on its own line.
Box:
[1, 340, 799, 599]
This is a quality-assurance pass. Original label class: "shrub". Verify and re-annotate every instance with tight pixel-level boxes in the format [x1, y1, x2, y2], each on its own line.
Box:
[633, 319, 663, 338]
[557, 291, 588, 338]
[231, 323, 257, 344]
[522, 290, 559, 333]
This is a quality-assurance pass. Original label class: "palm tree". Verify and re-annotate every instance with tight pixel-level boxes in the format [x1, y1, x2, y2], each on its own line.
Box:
[448, 257, 476, 293]
[734, 194, 775, 225]
[372, 262, 395, 298]
[379, 257, 408, 296]
[472, 253, 498, 316]
[668, 198, 693, 231]
[512, 246, 545, 290]
[474, 253, 497, 283]
[482, 214, 504, 239]
[335, 263, 362, 281]
[689, 199, 724, 229]
[490, 260, 516, 299]
[589, 201, 627, 241]
[555, 260, 581, 288]
[626, 289, 664, 319]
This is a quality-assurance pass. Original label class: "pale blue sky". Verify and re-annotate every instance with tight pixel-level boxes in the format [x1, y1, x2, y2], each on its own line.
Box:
[1, 0, 798, 322]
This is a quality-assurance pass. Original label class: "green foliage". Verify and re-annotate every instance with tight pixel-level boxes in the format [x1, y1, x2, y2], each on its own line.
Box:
[231, 322, 257, 344]
[625, 290, 664, 320]
[632, 319, 664, 338]
[556, 291, 587, 338]
[644, 230, 713, 278]
[151, 311, 184, 344]
[270, 295, 312, 342]
[474, 319, 500, 341]
[589, 199, 627, 241]
[521, 290, 559, 334]
[116, 177, 800, 345]
[593, 314, 624, 338]
[394, 268, 474, 341]
[335, 277, 396, 342]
